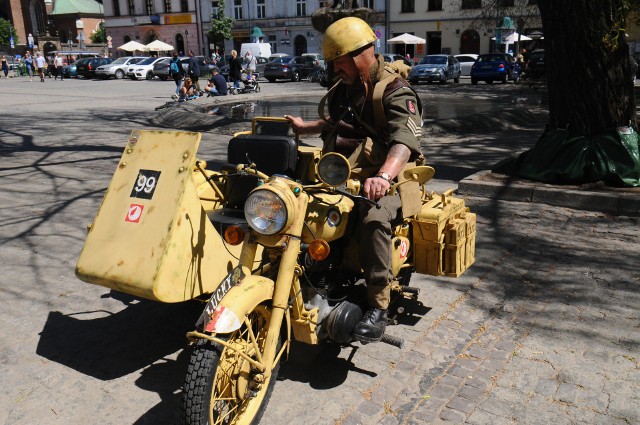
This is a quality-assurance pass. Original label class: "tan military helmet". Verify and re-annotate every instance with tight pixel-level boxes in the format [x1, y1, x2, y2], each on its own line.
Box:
[322, 17, 377, 62]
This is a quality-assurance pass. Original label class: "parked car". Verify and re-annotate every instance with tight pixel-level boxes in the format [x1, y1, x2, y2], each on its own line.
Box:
[524, 49, 545, 79]
[264, 56, 318, 82]
[126, 56, 169, 80]
[454, 54, 479, 77]
[268, 53, 289, 62]
[302, 53, 325, 69]
[95, 56, 145, 79]
[154, 56, 215, 80]
[470, 53, 520, 84]
[382, 53, 413, 67]
[408, 54, 461, 84]
[61, 58, 89, 78]
[76, 57, 113, 78]
[220, 56, 269, 80]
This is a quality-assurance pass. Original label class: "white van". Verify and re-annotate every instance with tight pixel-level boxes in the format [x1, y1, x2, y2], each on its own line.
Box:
[240, 43, 272, 59]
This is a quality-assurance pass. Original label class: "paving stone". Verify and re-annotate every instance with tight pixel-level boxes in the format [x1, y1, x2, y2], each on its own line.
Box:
[446, 396, 476, 414]
[608, 393, 640, 422]
[465, 407, 505, 425]
[357, 399, 383, 416]
[555, 382, 577, 404]
[427, 384, 457, 400]
[535, 378, 559, 397]
[449, 364, 473, 379]
[438, 374, 464, 389]
[439, 407, 467, 423]
[457, 384, 486, 402]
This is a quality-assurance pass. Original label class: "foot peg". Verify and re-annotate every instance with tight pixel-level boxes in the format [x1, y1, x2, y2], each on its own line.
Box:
[381, 333, 404, 348]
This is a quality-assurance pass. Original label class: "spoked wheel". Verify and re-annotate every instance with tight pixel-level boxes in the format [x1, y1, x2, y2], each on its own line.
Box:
[182, 305, 280, 425]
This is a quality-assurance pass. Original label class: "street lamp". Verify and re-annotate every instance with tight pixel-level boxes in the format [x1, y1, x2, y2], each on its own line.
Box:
[185, 29, 189, 54]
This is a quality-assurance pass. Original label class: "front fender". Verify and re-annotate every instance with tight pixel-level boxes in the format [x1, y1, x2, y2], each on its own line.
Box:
[202, 275, 275, 334]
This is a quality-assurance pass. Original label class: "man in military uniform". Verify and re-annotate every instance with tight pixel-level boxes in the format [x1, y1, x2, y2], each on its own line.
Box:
[285, 17, 424, 343]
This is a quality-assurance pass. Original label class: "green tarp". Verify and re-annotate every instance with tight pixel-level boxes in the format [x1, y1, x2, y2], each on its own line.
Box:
[502, 127, 640, 187]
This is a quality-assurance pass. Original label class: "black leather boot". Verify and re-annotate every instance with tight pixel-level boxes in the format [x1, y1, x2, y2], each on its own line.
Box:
[353, 308, 387, 343]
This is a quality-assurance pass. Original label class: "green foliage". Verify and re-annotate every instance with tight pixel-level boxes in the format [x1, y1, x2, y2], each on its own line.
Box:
[90, 23, 106, 44]
[209, 0, 232, 46]
[0, 18, 19, 46]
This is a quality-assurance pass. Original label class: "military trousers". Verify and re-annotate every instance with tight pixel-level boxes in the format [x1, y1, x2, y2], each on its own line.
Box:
[357, 192, 403, 310]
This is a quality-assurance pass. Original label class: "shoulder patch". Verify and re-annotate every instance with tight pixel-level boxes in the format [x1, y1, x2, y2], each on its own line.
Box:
[407, 99, 416, 115]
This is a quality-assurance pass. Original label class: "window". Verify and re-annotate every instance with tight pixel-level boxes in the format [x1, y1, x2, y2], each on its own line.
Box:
[296, 0, 306, 16]
[401, 0, 414, 13]
[128, 0, 134, 15]
[211, 0, 218, 16]
[498, 0, 515, 6]
[361, 0, 374, 8]
[428, 0, 442, 11]
[461, 0, 481, 9]
[146, 0, 153, 14]
[113, 0, 121, 16]
[256, 0, 265, 18]
[181, 0, 188, 12]
[234, 0, 242, 19]
[164, 0, 171, 12]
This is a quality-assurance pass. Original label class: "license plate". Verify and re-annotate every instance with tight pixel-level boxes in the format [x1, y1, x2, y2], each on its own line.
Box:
[197, 266, 246, 331]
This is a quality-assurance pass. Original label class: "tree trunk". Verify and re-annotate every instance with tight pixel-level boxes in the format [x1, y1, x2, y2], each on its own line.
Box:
[537, 0, 636, 134]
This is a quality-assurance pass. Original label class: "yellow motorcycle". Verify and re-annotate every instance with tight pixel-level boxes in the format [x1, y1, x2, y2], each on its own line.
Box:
[75, 118, 476, 425]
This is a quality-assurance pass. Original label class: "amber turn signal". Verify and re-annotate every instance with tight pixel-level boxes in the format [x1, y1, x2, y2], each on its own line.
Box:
[224, 225, 245, 245]
[308, 239, 330, 261]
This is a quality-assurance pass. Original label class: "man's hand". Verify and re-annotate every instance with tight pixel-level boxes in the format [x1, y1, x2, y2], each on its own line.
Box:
[284, 115, 306, 132]
[363, 176, 391, 201]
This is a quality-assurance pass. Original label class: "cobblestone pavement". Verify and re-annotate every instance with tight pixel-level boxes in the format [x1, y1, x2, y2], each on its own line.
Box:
[258, 198, 640, 425]
[0, 77, 638, 424]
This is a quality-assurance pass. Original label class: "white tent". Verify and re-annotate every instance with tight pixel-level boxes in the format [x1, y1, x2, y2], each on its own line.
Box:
[490, 32, 533, 44]
[117, 40, 147, 52]
[387, 33, 426, 56]
[387, 33, 426, 45]
[145, 40, 174, 52]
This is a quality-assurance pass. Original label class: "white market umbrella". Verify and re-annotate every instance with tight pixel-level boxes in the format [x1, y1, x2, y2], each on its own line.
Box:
[117, 40, 147, 52]
[145, 40, 175, 52]
[387, 33, 426, 57]
[491, 32, 533, 44]
[387, 33, 426, 45]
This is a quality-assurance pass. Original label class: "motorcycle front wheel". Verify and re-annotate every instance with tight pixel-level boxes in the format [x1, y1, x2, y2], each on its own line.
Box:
[181, 305, 280, 425]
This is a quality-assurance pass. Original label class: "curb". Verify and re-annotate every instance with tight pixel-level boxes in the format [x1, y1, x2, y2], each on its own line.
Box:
[458, 170, 640, 216]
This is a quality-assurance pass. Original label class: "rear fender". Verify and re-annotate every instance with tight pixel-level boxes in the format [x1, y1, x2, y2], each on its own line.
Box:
[201, 275, 275, 334]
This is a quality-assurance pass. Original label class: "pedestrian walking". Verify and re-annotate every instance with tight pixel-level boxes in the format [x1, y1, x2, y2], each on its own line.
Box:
[34, 52, 46, 82]
[229, 50, 243, 91]
[187, 50, 201, 91]
[24, 52, 34, 81]
[54, 53, 64, 80]
[169, 52, 184, 99]
[1, 55, 8, 78]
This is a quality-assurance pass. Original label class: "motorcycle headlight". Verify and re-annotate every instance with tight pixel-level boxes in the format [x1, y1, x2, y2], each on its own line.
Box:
[244, 189, 289, 235]
[317, 153, 351, 187]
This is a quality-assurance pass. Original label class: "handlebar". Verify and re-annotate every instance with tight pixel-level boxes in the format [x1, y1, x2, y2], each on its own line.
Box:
[335, 188, 381, 209]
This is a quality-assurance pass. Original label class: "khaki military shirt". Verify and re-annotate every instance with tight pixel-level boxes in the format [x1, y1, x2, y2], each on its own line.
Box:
[326, 55, 423, 160]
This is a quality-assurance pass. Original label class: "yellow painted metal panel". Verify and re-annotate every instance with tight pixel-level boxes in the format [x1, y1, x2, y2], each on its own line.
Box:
[75, 130, 242, 302]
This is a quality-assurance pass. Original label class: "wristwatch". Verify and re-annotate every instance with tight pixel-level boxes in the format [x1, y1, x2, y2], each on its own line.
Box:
[376, 172, 392, 183]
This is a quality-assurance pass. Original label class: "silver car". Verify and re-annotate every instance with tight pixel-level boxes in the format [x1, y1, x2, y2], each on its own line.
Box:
[95, 56, 146, 79]
[408, 54, 461, 84]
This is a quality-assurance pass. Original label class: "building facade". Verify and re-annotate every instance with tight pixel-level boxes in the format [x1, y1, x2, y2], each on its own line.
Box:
[387, 0, 542, 59]
[206, 0, 386, 58]
[102, 0, 201, 55]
